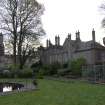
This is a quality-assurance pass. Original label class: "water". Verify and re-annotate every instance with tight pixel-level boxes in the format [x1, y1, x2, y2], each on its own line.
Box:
[3, 86, 12, 92]
[0, 82, 24, 92]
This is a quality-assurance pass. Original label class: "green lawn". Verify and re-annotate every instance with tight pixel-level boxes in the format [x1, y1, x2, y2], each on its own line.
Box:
[0, 79, 105, 105]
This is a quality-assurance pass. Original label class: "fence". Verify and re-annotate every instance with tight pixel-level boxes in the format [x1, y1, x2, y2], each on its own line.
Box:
[82, 64, 105, 83]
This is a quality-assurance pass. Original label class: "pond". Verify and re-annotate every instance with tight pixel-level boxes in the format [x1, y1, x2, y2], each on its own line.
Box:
[0, 82, 24, 92]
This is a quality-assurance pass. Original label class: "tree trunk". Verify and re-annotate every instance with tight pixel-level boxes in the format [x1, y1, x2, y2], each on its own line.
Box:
[18, 43, 23, 69]
[13, 37, 17, 66]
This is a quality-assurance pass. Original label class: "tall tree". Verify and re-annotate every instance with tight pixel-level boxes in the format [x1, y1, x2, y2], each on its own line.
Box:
[100, 3, 105, 28]
[0, 0, 45, 69]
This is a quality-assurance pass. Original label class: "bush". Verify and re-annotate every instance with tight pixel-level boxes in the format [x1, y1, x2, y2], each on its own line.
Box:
[41, 64, 51, 75]
[57, 68, 69, 76]
[33, 79, 38, 86]
[31, 61, 43, 78]
[39, 62, 62, 76]
[49, 62, 61, 75]
[69, 58, 86, 76]
[18, 68, 33, 78]
[1, 70, 11, 78]
[63, 63, 68, 68]
[37, 69, 44, 79]
[8, 64, 20, 78]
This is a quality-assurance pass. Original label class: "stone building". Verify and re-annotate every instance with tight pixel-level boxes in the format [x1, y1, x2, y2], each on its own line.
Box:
[0, 29, 105, 67]
[38, 29, 105, 65]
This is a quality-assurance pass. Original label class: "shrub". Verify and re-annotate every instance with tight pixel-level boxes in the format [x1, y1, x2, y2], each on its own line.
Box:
[40, 62, 62, 76]
[63, 63, 68, 68]
[31, 61, 43, 78]
[8, 64, 20, 78]
[37, 69, 44, 79]
[69, 58, 86, 76]
[57, 68, 69, 76]
[33, 79, 38, 86]
[18, 68, 33, 78]
[0, 70, 12, 78]
[31, 61, 42, 69]
[41, 64, 51, 75]
[49, 62, 61, 75]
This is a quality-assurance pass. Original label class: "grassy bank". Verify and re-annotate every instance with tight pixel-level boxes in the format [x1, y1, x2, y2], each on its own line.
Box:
[0, 79, 105, 105]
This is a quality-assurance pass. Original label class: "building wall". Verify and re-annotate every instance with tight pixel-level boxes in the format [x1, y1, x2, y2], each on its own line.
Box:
[38, 30, 105, 65]
[73, 49, 95, 64]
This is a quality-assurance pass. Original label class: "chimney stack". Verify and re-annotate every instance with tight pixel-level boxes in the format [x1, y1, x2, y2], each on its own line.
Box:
[76, 30, 80, 41]
[68, 33, 71, 40]
[76, 31, 78, 40]
[55, 36, 57, 45]
[55, 35, 60, 46]
[46, 39, 49, 48]
[58, 35, 60, 46]
[92, 28, 95, 42]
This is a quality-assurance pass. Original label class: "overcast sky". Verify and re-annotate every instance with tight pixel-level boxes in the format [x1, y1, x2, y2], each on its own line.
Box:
[37, 0, 105, 46]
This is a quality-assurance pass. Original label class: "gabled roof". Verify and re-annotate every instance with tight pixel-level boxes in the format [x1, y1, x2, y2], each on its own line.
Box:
[75, 41, 105, 52]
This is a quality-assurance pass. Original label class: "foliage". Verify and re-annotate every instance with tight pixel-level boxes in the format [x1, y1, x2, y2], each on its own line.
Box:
[0, 70, 11, 78]
[40, 64, 51, 75]
[31, 61, 42, 68]
[31, 61, 43, 78]
[41, 62, 62, 76]
[69, 58, 87, 76]
[32, 79, 38, 86]
[3, 64, 33, 78]
[18, 68, 33, 78]
[7, 64, 20, 78]
[49, 62, 61, 75]
[37, 69, 44, 79]
[57, 68, 69, 76]
[63, 63, 68, 68]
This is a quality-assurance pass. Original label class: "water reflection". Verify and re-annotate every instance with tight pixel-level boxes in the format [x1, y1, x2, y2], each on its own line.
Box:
[0, 82, 24, 92]
[3, 86, 12, 92]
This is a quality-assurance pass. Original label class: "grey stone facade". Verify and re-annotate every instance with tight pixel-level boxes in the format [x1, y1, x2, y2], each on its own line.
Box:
[39, 29, 105, 65]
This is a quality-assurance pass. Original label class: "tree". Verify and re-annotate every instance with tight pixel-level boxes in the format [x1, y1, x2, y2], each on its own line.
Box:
[0, 0, 45, 69]
[100, 3, 105, 28]
[69, 58, 86, 76]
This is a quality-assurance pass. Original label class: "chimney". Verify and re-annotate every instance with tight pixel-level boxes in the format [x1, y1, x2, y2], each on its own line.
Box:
[77, 30, 80, 40]
[55, 36, 57, 45]
[77, 30, 80, 38]
[76, 31, 78, 40]
[46, 39, 49, 48]
[76, 30, 80, 41]
[58, 35, 60, 46]
[92, 28, 95, 42]
[68, 33, 71, 40]
[49, 39, 52, 46]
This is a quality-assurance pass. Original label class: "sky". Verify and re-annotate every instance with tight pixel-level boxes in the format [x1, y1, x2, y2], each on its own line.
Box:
[37, 0, 105, 46]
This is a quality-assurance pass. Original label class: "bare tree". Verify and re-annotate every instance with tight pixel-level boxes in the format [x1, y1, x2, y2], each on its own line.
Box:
[100, 3, 105, 28]
[0, 0, 45, 69]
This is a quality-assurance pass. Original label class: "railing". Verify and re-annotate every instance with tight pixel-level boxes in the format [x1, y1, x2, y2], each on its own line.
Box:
[82, 64, 105, 83]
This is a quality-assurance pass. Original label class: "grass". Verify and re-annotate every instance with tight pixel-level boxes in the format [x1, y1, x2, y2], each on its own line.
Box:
[0, 79, 105, 105]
